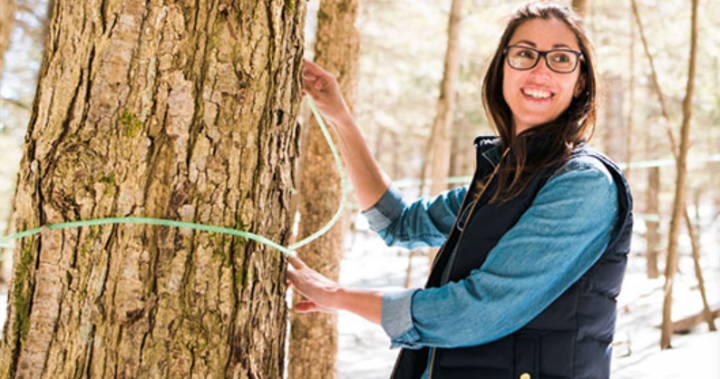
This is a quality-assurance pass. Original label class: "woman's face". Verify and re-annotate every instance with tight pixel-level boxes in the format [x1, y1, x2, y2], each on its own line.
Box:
[502, 18, 585, 135]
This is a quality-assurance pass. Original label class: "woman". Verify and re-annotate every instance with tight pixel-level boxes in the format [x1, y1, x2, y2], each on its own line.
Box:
[288, 3, 633, 379]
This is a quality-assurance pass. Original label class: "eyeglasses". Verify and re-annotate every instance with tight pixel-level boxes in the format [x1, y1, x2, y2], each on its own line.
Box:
[504, 46, 584, 74]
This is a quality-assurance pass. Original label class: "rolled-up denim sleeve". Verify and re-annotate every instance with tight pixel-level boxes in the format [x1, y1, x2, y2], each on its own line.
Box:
[382, 158, 620, 349]
[362, 184, 468, 250]
[380, 288, 422, 349]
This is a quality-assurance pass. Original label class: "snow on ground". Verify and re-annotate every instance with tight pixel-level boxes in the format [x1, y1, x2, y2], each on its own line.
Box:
[336, 223, 720, 379]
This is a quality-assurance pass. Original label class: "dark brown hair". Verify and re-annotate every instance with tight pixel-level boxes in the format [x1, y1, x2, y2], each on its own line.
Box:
[481, 2, 598, 203]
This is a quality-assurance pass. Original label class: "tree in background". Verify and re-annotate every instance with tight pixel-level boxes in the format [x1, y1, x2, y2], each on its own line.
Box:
[572, 0, 588, 17]
[425, 0, 463, 198]
[422, 0, 463, 264]
[0, 0, 306, 377]
[0, 0, 16, 285]
[660, 0, 700, 350]
[0, 0, 54, 285]
[0, 0, 15, 86]
[290, 0, 360, 378]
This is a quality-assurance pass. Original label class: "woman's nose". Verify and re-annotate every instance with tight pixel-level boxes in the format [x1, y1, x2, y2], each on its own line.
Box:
[528, 57, 554, 79]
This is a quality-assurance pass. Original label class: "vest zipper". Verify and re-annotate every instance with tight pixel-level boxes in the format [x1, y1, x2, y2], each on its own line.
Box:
[427, 175, 490, 379]
[390, 146, 508, 379]
[427, 148, 507, 379]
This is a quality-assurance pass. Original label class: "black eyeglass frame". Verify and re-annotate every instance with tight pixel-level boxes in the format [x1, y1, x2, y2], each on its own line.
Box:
[503, 46, 584, 74]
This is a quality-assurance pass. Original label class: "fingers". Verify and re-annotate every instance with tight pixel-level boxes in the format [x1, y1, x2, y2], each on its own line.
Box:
[294, 300, 319, 313]
[294, 300, 334, 314]
[285, 266, 309, 299]
[303, 59, 324, 75]
[287, 253, 306, 270]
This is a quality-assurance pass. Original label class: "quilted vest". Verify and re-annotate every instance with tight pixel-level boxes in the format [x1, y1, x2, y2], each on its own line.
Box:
[389, 136, 633, 379]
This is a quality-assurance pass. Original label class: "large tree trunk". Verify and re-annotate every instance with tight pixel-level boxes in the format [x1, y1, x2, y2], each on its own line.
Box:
[0, 0, 15, 85]
[0, 1, 306, 378]
[660, 0, 699, 350]
[289, 0, 359, 378]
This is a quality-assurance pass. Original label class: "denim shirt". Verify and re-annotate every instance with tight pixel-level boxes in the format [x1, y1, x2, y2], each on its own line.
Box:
[363, 156, 618, 379]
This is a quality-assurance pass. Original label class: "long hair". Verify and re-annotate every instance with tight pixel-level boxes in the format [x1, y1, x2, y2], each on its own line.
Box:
[481, 2, 599, 203]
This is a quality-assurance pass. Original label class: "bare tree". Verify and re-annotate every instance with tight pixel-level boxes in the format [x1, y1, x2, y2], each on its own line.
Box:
[0, 1, 306, 377]
[630, 0, 709, 349]
[625, 11, 636, 181]
[645, 165, 661, 278]
[425, 0, 463, 197]
[0, 0, 16, 86]
[289, 0, 360, 378]
[685, 204, 717, 332]
[660, 0, 700, 350]
[423, 0, 463, 264]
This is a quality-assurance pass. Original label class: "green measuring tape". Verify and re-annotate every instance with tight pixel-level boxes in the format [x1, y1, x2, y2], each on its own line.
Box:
[0, 97, 346, 258]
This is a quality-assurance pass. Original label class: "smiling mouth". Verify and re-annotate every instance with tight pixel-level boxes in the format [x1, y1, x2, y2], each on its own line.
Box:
[522, 88, 554, 100]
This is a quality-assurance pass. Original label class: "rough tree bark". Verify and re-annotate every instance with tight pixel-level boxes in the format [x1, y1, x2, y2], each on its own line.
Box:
[0, 1, 306, 378]
[289, 0, 360, 378]
[660, 0, 699, 350]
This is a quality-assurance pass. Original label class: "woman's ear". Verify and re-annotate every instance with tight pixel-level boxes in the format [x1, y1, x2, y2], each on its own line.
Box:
[574, 75, 586, 98]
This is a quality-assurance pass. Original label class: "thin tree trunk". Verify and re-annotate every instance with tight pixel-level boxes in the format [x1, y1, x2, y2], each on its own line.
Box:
[602, 73, 625, 159]
[630, 0, 679, 157]
[426, 0, 463, 197]
[425, 0, 462, 264]
[0, 1, 306, 378]
[572, 0, 588, 17]
[0, 0, 16, 86]
[624, 12, 635, 181]
[645, 166, 661, 278]
[685, 203, 716, 331]
[660, 0, 699, 350]
[391, 131, 401, 179]
[634, 0, 711, 345]
[289, 0, 360, 378]
[404, 249, 417, 289]
[0, 0, 16, 285]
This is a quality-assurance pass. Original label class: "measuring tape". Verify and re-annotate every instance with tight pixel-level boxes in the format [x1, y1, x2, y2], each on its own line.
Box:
[0, 97, 346, 258]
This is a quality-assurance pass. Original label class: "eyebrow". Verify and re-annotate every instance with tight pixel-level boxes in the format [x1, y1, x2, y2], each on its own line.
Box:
[513, 39, 575, 49]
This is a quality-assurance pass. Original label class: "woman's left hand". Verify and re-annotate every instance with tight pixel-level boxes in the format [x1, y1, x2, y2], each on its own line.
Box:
[286, 254, 341, 314]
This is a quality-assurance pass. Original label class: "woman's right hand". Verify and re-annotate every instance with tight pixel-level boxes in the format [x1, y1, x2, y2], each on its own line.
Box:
[303, 60, 352, 125]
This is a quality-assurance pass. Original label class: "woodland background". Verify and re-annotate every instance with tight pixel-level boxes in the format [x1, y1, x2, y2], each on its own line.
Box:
[0, 0, 717, 378]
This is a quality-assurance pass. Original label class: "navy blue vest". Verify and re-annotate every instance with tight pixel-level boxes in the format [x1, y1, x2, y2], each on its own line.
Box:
[389, 136, 634, 379]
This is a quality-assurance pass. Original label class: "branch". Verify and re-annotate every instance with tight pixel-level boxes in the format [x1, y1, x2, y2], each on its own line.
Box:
[1, 97, 31, 110]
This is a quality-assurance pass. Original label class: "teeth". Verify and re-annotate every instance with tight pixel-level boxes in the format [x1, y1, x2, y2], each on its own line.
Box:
[524, 88, 551, 99]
